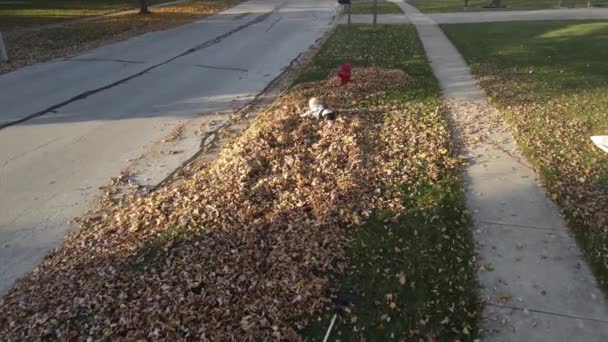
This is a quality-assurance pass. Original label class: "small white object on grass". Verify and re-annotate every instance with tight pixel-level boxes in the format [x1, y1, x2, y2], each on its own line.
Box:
[322, 313, 337, 342]
[591, 136, 608, 154]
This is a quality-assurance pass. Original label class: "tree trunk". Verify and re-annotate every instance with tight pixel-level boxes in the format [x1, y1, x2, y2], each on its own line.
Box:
[0, 32, 8, 63]
[139, 0, 150, 14]
[488, 0, 503, 7]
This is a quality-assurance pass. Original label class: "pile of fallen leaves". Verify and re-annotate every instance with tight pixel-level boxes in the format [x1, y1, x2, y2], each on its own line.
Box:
[0, 68, 456, 339]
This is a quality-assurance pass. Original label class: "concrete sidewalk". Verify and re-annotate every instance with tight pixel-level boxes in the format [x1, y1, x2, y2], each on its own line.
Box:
[396, 0, 608, 340]
[429, 7, 608, 24]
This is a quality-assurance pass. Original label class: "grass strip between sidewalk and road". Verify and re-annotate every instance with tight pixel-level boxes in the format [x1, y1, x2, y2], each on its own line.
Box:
[443, 20, 608, 292]
[299, 24, 479, 341]
[0, 0, 239, 75]
[409, 0, 608, 13]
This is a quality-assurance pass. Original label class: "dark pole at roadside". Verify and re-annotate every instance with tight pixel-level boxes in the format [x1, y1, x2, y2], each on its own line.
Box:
[373, 0, 378, 26]
[348, 2, 351, 24]
[0, 32, 7, 63]
[139, 0, 150, 14]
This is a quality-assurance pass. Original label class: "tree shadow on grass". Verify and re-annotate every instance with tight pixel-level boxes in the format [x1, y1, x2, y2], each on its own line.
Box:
[302, 176, 480, 341]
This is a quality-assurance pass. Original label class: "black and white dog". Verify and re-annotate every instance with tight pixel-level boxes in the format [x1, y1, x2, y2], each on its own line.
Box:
[299, 97, 336, 121]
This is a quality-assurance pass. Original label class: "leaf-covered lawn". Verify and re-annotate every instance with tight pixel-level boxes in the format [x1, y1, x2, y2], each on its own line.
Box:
[0, 0, 239, 75]
[299, 24, 479, 341]
[349, 1, 404, 14]
[0, 0, 170, 30]
[409, 0, 608, 13]
[443, 20, 608, 291]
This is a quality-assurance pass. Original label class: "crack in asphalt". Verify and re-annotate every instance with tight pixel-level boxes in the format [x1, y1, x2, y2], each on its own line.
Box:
[232, 12, 251, 20]
[265, 17, 281, 32]
[65, 58, 146, 64]
[0, 2, 286, 131]
[194, 64, 248, 72]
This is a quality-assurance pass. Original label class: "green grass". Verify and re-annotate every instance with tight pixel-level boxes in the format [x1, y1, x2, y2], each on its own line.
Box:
[349, 1, 404, 14]
[443, 21, 608, 291]
[410, 0, 608, 13]
[298, 24, 479, 340]
[0, 0, 167, 30]
[297, 25, 433, 87]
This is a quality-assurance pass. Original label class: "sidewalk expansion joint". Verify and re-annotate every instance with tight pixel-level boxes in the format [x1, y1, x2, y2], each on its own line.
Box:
[486, 303, 608, 324]
[477, 220, 566, 232]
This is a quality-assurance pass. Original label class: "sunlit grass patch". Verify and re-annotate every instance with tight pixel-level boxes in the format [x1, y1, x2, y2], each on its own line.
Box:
[409, 0, 608, 13]
[349, 1, 404, 14]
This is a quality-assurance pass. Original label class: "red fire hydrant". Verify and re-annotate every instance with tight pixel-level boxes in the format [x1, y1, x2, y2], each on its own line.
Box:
[338, 61, 351, 86]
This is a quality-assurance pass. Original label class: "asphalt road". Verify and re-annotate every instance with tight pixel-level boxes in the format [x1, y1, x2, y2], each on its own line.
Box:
[0, 0, 337, 295]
